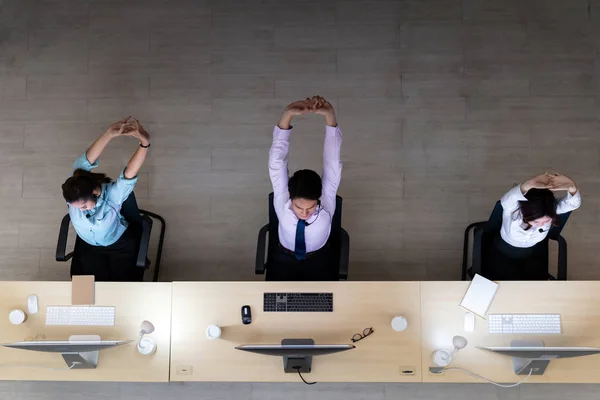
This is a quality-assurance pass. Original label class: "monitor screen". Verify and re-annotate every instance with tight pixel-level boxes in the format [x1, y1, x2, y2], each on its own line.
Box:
[2, 340, 131, 353]
[236, 344, 354, 357]
[477, 346, 600, 359]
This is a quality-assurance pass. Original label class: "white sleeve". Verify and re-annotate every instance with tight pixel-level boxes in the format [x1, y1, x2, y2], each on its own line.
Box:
[556, 190, 581, 214]
[320, 125, 343, 215]
[268, 126, 291, 217]
[500, 184, 527, 213]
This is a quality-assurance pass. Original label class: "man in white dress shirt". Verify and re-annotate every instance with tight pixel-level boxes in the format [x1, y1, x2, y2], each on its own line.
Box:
[267, 96, 342, 281]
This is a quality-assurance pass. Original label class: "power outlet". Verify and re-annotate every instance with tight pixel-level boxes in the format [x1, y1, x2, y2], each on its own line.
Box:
[176, 365, 193, 375]
[429, 368, 445, 376]
[399, 367, 415, 375]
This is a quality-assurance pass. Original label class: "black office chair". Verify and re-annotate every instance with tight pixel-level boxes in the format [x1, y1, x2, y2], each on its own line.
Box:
[56, 192, 166, 282]
[256, 193, 350, 280]
[462, 201, 571, 281]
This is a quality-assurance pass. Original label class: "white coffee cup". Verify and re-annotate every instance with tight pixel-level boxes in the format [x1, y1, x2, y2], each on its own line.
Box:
[391, 316, 408, 332]
[206, 324, 222, 340]
[9, 309, 27, 325]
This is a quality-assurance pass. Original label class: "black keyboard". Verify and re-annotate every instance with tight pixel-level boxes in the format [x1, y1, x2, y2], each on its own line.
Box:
[263, 292, 333, 312]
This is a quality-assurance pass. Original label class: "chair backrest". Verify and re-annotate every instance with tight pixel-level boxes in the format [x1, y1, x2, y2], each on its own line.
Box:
[120, 192, 143, 225]
[484, 201, 504, 233]
[267, 193, 343, 252]
[331, 196, 343, 239]
[548, 211, 571, 240]
[267, 192, 279, 256]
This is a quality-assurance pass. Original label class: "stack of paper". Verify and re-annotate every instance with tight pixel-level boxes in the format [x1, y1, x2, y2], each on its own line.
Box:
[460, 274, 499, 318]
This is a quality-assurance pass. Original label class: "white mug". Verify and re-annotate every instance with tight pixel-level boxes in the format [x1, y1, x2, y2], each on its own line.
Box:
[391, 316, 408, 332]
[9, 309, 27, 325]
[206, 324, 222, 340]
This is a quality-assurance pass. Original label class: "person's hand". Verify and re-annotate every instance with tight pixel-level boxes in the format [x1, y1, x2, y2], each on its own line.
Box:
[310, 95, 337, 126]
[546, 170, 577, 193]
[278, 99, 312, 129]
[105, 116, 131, 138]
[284, 99, 313, 117]
[521, 173, 553, 193]
[310, 95, 334, 117]
[122, 118, 151, 146]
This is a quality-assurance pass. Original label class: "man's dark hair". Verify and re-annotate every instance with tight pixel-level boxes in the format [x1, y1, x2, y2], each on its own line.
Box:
[288, 169, 322, 200]
[516, 188, 559, 230]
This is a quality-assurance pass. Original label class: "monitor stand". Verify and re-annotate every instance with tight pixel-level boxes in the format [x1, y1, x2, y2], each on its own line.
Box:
[511, 339, 551, 376]
[62, 335, 101, 370]
[282, 339, 314, 374]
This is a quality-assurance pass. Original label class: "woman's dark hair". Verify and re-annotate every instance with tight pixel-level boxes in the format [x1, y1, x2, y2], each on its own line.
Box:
[62, 169, 112, 204]
[517, 188, 559, 230]
[288, 169, 322, 201]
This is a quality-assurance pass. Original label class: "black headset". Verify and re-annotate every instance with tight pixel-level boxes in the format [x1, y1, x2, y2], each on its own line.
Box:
[304, 200, 332, 226]
[85, 193, 100, 218]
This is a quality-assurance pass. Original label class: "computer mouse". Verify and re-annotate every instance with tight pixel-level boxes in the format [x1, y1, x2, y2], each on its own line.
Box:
[464, 312, 475, 332]
[241, 305, 251, 325]
[27, 294, 39, 315]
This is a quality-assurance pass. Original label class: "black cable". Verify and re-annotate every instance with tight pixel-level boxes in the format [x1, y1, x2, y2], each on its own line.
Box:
[293, 367, 316, 385]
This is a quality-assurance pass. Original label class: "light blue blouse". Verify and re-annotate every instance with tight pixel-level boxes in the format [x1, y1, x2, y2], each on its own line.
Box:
[69, 153, 138, 247]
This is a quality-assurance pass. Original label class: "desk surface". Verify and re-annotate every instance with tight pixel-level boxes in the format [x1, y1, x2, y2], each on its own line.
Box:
[421, 281, 600, 384]
[171, 282, 422, 382]
[0, 282, 172, 382]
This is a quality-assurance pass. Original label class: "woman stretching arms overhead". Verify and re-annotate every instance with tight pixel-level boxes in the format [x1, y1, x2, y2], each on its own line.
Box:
[61, 117, 151, 281]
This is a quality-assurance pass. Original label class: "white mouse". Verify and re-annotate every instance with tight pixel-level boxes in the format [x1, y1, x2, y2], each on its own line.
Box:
[27, 294, 39, 314]
[464, 312, 475, 332]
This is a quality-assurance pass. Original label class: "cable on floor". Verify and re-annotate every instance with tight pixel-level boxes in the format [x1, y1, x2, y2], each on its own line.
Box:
[439, 366, 533, 388]
[293, 366, 316, 385]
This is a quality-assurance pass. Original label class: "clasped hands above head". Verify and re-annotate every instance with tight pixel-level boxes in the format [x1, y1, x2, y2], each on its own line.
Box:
[525, 170, 577, 193]
[105, 116, 151, 147]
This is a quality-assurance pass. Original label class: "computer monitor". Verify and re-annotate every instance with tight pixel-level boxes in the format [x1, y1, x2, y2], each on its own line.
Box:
[235, 339, 355, 373]
[477, 340, 600, 376]
[2, 335, 131, 369]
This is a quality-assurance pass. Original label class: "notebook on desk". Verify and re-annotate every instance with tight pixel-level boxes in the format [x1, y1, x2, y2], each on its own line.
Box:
[460, 274, 499, 319]
[72, 275, 95, 305]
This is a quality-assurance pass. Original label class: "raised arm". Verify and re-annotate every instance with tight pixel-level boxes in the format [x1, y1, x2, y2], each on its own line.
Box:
[312, 96, 341, 214]
[106, 119, 151, 206]
[121, 119, 151, 179]
[501, 173, 552, 212]
[85, 117, 131, 165]
[269, 100, 312, 215]
[547, 171, 581, 214]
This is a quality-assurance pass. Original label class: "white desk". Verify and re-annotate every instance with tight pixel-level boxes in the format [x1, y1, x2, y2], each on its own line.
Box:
[171, 282, 422, 382]
[0, 282, 172, 382]
[421, 281, 600, 383]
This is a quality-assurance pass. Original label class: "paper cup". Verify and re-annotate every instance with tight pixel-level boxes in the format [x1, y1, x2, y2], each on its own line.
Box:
[391, 316, 408, 332]
[206, 324, 222, 340]
[9, 309, 27, 325]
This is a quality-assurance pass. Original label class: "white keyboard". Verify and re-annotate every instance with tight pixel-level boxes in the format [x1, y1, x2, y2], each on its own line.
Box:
[488, 314, 561, 334]
[46, 306, 115, 326]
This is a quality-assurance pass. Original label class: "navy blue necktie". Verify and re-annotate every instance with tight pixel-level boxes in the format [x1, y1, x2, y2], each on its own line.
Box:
[294, 220, 307, 260]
